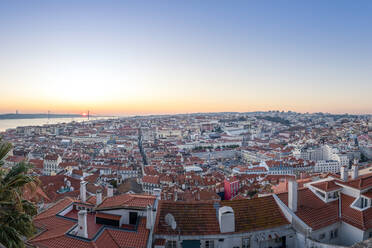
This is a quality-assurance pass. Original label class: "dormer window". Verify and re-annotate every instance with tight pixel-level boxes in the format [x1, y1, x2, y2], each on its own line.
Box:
[351, 196, 370, 210]
[314, 190, 325, 200]
[361, 197, 369, 209]
[328, 191, 339, 199]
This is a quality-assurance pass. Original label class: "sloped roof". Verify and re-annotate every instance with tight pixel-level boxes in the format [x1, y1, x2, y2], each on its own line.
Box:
[277, 188, 339, 230]
[312, 180, 342, 192]
[154, 195, 289, 236]
[96, 194, 156, 210]
[335, 173, 372, 190]
[341, 193, 372, 230]
[29, 196, 150, 248]
[221, 196, 290, 232]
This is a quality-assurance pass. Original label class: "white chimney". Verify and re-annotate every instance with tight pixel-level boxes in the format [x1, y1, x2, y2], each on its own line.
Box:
[146, 205, 152, 229]
[154, 188, 161, 200]
[77, 210, 88, 238]
[80, 181, 87, 202]
[288, 180, 298, 212]
[352, 164, 359, 180]
[196, 191, 200, 201]
[218, 206, 235, 233]
[96, 189, 102, 206]
[107, 185, 113, 198]
[341, 166, 348, 181]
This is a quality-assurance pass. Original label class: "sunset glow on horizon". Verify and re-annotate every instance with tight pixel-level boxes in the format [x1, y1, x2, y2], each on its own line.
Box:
[1, 1, 371, 115]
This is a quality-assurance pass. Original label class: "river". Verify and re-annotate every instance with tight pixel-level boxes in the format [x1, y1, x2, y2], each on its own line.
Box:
[0, 117, 112, 132]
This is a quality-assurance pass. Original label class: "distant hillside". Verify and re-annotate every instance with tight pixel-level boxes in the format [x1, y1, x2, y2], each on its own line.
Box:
[0, 113, 82, 120]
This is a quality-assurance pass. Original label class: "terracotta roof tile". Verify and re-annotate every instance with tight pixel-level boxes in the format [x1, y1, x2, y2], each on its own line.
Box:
[341, 193, 372, 230]
[221, 196, 290, 232]
[154, 195, 289, 235]
[278, 188, 339, 230]
[335, 173, 372, 190]
[96, 194, 156, 210]
[312, 180, 342, 192]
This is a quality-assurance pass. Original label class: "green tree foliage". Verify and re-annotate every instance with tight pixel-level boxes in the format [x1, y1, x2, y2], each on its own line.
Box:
[0, 138, 39, 248]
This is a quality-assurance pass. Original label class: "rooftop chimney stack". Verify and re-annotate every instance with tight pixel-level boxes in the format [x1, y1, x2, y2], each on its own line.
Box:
[288, 180, 298, 212]
[80, 181, 87, 203]
[153, 188, 161, 200]
[96, 189, 102, 206]
[352, 163, 359, 180]
[77, 210, 88, 238]
[218, 206, 235, 233]
[107, 185, 113, 198]
[146, 205, 153, 229]
[341, 166, 348, 182]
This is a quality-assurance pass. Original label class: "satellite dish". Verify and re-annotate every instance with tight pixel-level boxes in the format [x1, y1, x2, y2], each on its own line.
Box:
[171, 221, 177, 230]
[165, 213, 177, 230]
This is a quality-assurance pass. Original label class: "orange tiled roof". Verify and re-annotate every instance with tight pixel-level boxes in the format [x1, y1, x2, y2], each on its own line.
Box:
[221, 196, 290, 232]
[312, 180, 342, 192]
[154, 200, 220, 235]
[154, 195, 289, 236]
[29, 197, 150, 248]
[34, 197, 75, 221]
[96, 194, 156, 210]
[277, 188, 339, 230]
[335, 173, 372, 190]
[341, 193, 372, 230]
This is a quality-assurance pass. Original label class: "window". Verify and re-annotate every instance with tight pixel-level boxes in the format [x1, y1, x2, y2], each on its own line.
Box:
[334, 229, 338, 238]
[319, 233, 325, 240]
[165, 241, 177, 248]
[242, 238, 250, 248]
[369, 232, 372, 238]
[275, 237, 283, 243]
[205, 240, 214, 248]
[361, 198, 369, 208]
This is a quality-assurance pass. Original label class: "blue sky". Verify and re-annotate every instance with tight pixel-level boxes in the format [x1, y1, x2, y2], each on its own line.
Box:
[0, 0, 371, 114]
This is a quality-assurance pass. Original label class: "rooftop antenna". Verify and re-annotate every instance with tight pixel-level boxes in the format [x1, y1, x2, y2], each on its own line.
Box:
[88, 110, 90, 120]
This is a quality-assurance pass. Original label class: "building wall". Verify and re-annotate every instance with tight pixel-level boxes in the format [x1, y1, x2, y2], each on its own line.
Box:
[155, 226, 295, 248]
[100, 209, 146, 226]
[224, 180, 239, 200]
[310, 222, 341, 245]
[339, 222, 364, 246]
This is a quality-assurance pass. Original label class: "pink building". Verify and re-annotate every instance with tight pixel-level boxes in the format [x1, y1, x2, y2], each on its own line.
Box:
[224, 177, 240, 200]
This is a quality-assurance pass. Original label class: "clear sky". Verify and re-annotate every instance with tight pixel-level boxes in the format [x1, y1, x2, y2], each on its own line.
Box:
[0, 0, 371, 115]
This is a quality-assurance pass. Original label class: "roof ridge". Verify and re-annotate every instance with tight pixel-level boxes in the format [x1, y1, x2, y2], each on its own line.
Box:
[30, 223, 73, 242]
[34, 197, 74, 220]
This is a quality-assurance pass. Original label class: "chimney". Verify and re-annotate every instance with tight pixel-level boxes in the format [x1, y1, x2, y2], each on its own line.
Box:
[80, 181, 87, 202]
[107, 184, 113, 198]
[153, 188, 161, 200]
[77, 210, 88, 238]
[288, 180, 298, 212]
[196, 191, 200, 201]
[352, 164, 359, 180]
[218, 206, 235, 233]
[341, 166, 348, 181]
[146, 205, 152, 229]
[96, 189, 102, 206]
